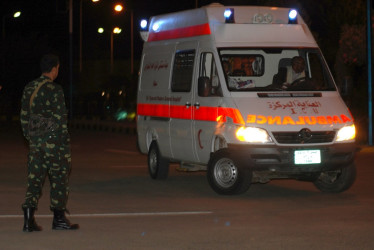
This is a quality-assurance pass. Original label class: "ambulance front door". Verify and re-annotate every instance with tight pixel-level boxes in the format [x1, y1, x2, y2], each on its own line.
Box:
[192, 51, 224, 164]
[169, 43, 198, 162]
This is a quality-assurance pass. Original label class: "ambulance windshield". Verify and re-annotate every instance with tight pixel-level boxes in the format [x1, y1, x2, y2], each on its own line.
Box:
[219, 48, 336, 92]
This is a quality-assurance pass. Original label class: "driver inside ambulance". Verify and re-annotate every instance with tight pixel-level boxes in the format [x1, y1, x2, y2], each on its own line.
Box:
[281, 56, 306, 89]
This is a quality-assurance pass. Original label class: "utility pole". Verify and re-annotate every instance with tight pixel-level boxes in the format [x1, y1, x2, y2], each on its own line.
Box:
[367, 0, 373, 145]
[69, 0, 73, 119]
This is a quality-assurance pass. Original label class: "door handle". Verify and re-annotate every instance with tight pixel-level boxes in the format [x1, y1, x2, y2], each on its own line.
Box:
[194, 102, 200, 109]
[185, 102, 191, 108]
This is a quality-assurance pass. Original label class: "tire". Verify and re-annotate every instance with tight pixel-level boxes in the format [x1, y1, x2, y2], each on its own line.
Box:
[313, 163, 356, 193]
[207, 149, 252, 195]
[136, 134, 142, 154]
[148, 141, 169, 179]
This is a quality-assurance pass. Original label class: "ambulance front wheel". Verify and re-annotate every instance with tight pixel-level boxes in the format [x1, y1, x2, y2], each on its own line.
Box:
[148, 141, 169, 179]
[313, 163, 356, 193]
[207, 149, 252, 195]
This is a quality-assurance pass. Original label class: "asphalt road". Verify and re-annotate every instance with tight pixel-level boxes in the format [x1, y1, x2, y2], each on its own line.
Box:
[1, 123, 374, 250]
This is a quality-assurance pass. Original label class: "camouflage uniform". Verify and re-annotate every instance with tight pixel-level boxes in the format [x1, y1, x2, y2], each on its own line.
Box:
[20, 75, 71, 211]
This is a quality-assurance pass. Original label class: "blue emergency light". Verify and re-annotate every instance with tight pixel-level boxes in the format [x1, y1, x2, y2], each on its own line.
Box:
[224, 8, 235, 23]
[152, 23, 160, 32]
[139, 19, 149, 42]
[288, 9, 298, 24]
[140, 19, 148, 31]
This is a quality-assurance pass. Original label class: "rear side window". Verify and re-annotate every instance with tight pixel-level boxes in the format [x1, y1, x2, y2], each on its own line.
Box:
[171, 50, 195, 92]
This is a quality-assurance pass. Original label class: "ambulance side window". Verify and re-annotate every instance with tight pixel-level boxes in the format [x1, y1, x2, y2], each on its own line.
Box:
[171, 50, 195, 92]
[198, 52, 222, 97]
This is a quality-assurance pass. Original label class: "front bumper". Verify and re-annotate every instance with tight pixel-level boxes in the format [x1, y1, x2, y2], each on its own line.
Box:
[228, 142, 356, 173]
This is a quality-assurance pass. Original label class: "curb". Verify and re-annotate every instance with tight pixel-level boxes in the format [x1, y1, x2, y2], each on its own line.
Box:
[358, 146, 374, 153]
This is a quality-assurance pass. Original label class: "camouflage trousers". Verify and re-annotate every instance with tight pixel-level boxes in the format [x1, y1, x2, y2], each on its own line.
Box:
[22, 134, 71, 211]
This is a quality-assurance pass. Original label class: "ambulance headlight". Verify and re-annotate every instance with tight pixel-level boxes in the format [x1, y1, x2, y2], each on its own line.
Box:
[236, 127, 272, 143]
[336, 124, 356, 142]
[288, 9, 298, 24]
[224, 8, 235, 23]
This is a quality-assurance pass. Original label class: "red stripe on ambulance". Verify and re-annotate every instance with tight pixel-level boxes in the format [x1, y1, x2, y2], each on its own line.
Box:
[137, 104, 352, 126]
[137, 103, 169, 118]
[148, 23, 211, 42]
[137, 103, 245, 125]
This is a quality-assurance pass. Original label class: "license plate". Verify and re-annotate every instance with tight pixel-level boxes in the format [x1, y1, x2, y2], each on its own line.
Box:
[294, 150, 321, 164]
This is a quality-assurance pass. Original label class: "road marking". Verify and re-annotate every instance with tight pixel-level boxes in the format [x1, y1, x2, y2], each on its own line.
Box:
[0, 211, 212, 219]
[105, 149, 140, 155]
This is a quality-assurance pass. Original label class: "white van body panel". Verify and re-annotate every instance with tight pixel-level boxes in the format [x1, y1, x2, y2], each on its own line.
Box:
[137, 4, 356, 194]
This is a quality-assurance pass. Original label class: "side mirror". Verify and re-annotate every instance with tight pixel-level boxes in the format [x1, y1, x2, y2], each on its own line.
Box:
[198, 77, 210, 97]
[340, 76, 352, 96]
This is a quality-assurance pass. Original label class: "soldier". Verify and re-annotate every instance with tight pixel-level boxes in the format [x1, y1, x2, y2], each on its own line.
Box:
[20, 54, 79, 232]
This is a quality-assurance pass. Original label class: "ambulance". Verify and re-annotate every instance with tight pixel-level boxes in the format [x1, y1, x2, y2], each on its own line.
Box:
[136, 3, 357, 195]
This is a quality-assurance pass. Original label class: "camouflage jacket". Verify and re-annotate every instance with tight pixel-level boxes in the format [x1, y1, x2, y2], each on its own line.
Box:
[20, 75, 69, 141]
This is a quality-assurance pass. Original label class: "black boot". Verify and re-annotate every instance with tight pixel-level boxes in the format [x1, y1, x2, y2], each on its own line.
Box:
[52, 209, 79, 230]
[23, 207, 42, 232]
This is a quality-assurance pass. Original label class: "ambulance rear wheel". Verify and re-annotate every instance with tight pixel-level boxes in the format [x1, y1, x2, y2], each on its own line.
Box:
[148, 141, 169, 179]
[313, 163, 356, 193]
[207, 149, 252, 195]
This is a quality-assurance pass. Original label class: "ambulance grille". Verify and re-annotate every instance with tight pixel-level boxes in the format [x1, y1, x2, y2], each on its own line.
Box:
[272, 131, 336, 144]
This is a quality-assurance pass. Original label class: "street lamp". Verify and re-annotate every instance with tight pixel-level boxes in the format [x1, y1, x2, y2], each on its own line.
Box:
[114, 4, 124, 12]
[111, 27, 122, 73]
[111, 4, 125, 74]
[113, 27, 122, 33]
[13, 12, 21, 18]
[115, 3, 134, 75]
[111, 3, 135, 75]
[2, 11, 21, 39]
[99, 27, 122, 74]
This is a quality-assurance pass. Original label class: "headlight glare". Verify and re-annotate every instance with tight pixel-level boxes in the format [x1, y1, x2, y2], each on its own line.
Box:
[236, 127, 272, 143]
[336, 124, 356, 142]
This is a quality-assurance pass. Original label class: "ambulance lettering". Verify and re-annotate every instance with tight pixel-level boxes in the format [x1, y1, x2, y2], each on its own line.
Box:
[145, 96, 182, 102]
[143, 60, 169, 71]
[267, 100, 321, 114]
[246, 114, 352, 125]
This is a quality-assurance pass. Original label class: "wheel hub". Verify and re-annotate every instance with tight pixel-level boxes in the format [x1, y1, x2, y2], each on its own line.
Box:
[149, 150, 157, 174]
[214, 158, 238, 188]
[319, 170, 340, 184]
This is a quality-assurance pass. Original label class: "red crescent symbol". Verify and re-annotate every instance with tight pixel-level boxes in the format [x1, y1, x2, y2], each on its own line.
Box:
[197, 129, 203, 149]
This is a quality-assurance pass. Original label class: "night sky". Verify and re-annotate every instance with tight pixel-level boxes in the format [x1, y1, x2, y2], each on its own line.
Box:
[1, 1, 295, 88]
[0, 0, 231, 116]
[1, 0, 302, 62]
[0, 0, 205, 108]
[0, 0, 328, 118]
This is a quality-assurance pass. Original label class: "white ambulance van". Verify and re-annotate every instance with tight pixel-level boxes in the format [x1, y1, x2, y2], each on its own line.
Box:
[136, 3, 357, 195]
